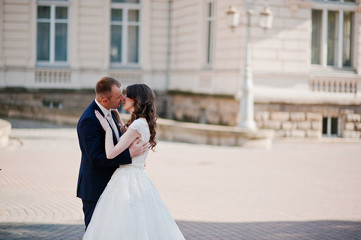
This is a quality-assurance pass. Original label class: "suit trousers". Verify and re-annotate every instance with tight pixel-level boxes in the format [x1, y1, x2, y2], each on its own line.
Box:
[82, 199, 97, 228]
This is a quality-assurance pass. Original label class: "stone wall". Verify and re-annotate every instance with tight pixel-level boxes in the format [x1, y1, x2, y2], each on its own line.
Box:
[255, 103, 361, 139]
[256, 110, 361, 139]
[0, 89, 167, 125]
[341, 112, 361, 138]
[169, 93, 361, 139]
[0, 89, 93, 125]
[1, 90, 361, 140]
[169, 92, 238, 125]
[255, 111, 322, 138]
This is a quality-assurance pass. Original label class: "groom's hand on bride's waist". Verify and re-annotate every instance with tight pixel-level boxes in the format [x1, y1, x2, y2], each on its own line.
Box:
[129, 138, 150, 158]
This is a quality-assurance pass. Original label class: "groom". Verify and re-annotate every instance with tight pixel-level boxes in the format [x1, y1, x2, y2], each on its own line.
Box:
[76, 76, 149, 228]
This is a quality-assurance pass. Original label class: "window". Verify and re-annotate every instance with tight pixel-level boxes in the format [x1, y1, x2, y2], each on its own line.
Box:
[110, 0, 141, 67]
[311, 10, 322, 65]
[322, 116, 340, 137]
[36, 1, 69, 65]
[205, 1, 215, 66]
[311, 0, 356, 69]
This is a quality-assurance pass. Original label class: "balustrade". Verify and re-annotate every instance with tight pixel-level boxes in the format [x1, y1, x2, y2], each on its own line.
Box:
[35, 69, 71, 84]
[310, 77, 358, 94]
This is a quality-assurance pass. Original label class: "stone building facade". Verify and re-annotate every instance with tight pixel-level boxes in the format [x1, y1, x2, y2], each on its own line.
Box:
[0, 0, 361, 139]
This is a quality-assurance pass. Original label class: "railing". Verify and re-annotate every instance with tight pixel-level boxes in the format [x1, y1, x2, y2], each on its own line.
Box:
[33, 69, 143, 87]
[309, 77, 358, 94]
[35, 69, 71, 84]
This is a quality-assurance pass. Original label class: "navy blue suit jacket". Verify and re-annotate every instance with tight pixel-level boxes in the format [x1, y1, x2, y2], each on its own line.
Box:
[76, 100, 132, 202]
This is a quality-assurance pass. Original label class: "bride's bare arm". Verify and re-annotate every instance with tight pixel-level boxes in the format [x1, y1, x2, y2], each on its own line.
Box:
[104, 127, 140, 159]
[95, 110, 140, 159]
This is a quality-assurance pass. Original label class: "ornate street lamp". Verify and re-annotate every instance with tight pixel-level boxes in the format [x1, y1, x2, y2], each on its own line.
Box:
[227, 1, 273, 130]
[259, 3, 273, 29]
[226, 5, 240, 29]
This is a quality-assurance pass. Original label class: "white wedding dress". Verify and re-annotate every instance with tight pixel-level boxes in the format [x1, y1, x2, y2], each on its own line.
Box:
[83, 118, 185, 240]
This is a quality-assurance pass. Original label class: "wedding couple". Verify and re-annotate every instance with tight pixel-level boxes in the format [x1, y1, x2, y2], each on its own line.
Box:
[76, 76, 185, 239]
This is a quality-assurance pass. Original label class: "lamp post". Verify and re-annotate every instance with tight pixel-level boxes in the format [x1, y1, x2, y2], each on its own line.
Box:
[227, 1, 273, 130]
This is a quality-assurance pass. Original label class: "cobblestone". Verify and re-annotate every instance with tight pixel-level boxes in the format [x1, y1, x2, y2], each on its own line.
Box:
[1, 118, 361, 239]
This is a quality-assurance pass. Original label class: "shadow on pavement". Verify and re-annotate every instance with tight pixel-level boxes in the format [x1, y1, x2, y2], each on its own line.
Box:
[1, 220, 360, 240]
[0, 222, 84, 240]
[177, 220, 361, 240]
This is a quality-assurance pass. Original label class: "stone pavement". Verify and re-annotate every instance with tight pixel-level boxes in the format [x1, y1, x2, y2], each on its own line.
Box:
[1, 118, 361, 240]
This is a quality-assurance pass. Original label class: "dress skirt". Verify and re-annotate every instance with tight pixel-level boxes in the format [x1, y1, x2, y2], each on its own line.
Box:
[83, 165, 185, 240]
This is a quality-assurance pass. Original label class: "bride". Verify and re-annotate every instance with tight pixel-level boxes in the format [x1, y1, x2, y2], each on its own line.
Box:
[82, 84, 185, 240]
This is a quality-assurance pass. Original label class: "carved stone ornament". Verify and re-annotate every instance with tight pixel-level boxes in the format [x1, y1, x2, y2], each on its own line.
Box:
[287, 0, 298, 12]
[288, 0, 313, 12]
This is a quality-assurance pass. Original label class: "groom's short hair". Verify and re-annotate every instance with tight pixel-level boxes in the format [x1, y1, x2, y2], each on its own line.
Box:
[95, 76, 121, 98]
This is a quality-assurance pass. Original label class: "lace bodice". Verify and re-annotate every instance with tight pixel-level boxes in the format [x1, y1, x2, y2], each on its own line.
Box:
[128, 118, 150, 169]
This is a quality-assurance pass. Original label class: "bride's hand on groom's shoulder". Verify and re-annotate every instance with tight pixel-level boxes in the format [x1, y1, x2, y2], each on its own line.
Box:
[95, 110, 111, 131]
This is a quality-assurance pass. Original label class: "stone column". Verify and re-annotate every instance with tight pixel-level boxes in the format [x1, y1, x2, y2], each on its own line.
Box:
[0, 119, 11, 148]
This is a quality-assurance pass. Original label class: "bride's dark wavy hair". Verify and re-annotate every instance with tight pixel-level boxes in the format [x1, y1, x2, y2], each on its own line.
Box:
[124, 84, 157, 150]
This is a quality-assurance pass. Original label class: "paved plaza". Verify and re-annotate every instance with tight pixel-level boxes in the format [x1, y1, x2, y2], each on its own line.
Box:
[1, 118, 361, 240]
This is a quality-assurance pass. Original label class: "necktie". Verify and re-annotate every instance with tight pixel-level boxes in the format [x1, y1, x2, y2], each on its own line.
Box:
[106, 112, 120, 141]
